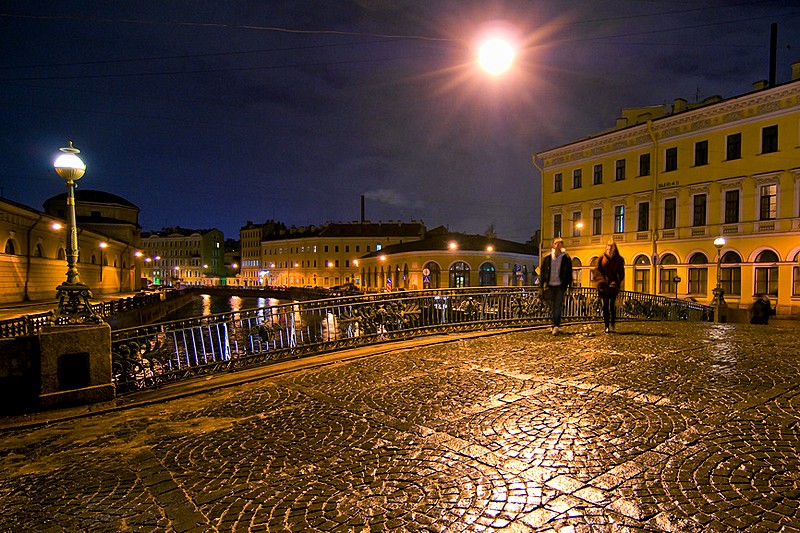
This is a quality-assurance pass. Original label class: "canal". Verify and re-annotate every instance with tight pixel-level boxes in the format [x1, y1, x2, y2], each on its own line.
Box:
[161, 294, 288, 321]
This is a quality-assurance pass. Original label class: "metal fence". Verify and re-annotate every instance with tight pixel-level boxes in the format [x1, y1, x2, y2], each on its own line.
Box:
[111, 287, 712, 394]
[0, 292, 169, 338]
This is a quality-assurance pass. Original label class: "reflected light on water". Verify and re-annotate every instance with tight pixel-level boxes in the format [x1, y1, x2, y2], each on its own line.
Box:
[202, 294, 212, 316]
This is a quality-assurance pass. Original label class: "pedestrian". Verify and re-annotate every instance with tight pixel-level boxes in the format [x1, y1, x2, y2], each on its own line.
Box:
[539, 237, 573, 334]
[593, 240, 625, 333]
[750, 294, 774, 324]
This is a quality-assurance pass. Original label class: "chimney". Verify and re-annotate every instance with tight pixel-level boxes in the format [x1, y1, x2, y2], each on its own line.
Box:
[792, 61, 800, 81]
[360, 195, 365, 223]
[769, 23, 777, 87]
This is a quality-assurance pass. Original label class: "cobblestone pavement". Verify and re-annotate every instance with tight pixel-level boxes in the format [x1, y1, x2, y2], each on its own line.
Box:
[1, 321, 799, 532]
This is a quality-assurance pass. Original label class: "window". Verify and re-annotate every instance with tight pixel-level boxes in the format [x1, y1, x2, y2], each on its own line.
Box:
[694, 140, 708, 166]
[726, 133, 741, 160]
[688, 253, 708, 295]
[324, 245, 329, 252]
[571, 257, 582, 287]
[794, 253, 800, 296]
[593, 164, 603, 185]
[659, 254, 678, 295]
[755, 250, 779, 297]
[554, 173, 563, 192]
[423, 261, 441, 289]
[345, 245, 349, 252]
[720, 251, 741, 296]
[693, 194, 707, 227]
[335, 245, 339, 252]
[478, 262, 496, 286]
[634, 255, 651, 293]
[639, 153, 650, 177]
[664, 198, 677, 229]
[724, 190, 740, 224]
[665, 147, 678, 172]
[759, 184, 777, 220]
[592, 208, 602, 236]
[762, 125, 778, 153]
[637, 202, 649, 231]
[572, 211, 582, 236]
[4, 240, 16, 255]
[449, 261, 470, 288]
[615, 159, 626, 181]
[573, 169, 582, 189]
[553, 214, 562, 238]
[613, 205, 625, 234]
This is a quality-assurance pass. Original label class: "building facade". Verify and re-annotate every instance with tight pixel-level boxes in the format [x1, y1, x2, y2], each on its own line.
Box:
[243, 221, 426, 288]
[536, 63, 800, 316]
[1, 197, 139, 303]
[357, 228, 537, 291]
[140, 227, 225, 287]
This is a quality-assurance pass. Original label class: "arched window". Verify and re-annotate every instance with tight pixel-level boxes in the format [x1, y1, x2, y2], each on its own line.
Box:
[659, 253, 678, 295]
[755, 250, 779, 297]
[57, 247, 66, 261]
[632, 254, 651, 293]
[478, 262, 496, 286]
[4, 240, 16, 255]
[423, 261, 441, 289]
[793, 251, 800, 297]
[688, 252, 708, 295]
[720, 251, 742, 296]
[402, 264, 409, 289]
[394, 265, 400, 290]
[449, 261, 470, 288]
[571, 257, 582, 287]
[34, 243, 44, 257]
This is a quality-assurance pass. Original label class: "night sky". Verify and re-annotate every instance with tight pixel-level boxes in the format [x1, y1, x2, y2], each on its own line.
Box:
[2, 1, 799, 244]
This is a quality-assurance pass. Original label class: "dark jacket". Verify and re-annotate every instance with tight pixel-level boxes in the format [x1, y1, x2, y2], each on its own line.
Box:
[540, 251, 573, 289]
[594, 253, 625, 296]
[750, 297, 774, 324]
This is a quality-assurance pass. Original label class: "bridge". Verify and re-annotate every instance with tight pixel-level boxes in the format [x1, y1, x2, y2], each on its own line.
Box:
[111, 286, 712, 394]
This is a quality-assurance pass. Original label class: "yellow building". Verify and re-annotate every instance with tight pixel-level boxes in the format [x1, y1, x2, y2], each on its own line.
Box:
[241, 221, 426, 289]
[357, 227, 537, 291]
[1, 196, 139, 303]
[140, 227, 224, 287]
[536, 62, 800, 317]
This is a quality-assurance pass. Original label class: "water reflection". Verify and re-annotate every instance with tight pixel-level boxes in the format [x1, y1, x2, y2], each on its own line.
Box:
[163, 294, 287, 321]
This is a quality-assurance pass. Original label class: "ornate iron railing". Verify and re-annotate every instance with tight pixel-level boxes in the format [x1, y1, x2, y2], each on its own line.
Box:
[0, 292, 171, 338]
[110, 287, 712, 394]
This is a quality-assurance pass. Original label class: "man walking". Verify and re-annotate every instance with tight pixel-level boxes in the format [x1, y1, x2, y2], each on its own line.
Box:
[539, 237, 573, 334]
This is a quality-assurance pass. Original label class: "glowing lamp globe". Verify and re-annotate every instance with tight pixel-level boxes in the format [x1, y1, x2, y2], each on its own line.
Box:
[54, 141, 86, 182]
[478, 38, 515, 75]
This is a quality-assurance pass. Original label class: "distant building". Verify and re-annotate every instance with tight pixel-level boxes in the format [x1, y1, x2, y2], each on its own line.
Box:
[241, 220, 426, 288]
[140, 227, 224, 287]
[536, 61, 800, 317]
[357, 227, 537, 290]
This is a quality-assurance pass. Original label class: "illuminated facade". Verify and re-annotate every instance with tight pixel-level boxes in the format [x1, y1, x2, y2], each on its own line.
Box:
[536, 63, 800, 317]
[241, 221, 425, 288]
[1, 196, 139, 303]
[140, 227, 224, 287]
[357, 227, 537, 291]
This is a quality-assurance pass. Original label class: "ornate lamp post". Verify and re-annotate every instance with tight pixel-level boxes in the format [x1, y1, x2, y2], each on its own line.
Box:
[52, 141, 102, 324]
[712, 236, 728, 322]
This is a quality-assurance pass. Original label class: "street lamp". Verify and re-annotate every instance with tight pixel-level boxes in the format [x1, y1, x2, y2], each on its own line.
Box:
[52, 141, 102, 324]
[712, 236, 728, 322]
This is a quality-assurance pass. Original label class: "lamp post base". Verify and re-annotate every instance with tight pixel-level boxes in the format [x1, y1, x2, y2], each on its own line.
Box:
[52, 282, 103, 325]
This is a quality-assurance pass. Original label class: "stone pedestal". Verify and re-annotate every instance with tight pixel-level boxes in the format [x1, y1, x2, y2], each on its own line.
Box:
[38, 323, 115, 408]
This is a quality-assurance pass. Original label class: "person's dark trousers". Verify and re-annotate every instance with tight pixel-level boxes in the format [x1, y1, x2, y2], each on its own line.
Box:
[550, 285, 567, 326]
[600, 293, 616, 328]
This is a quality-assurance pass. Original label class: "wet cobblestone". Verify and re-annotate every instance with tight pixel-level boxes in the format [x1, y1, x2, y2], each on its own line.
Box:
[1, 321, 799, 531]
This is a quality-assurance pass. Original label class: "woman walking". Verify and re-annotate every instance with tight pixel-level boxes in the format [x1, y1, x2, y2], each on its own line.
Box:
[594, 241, 625, 333]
